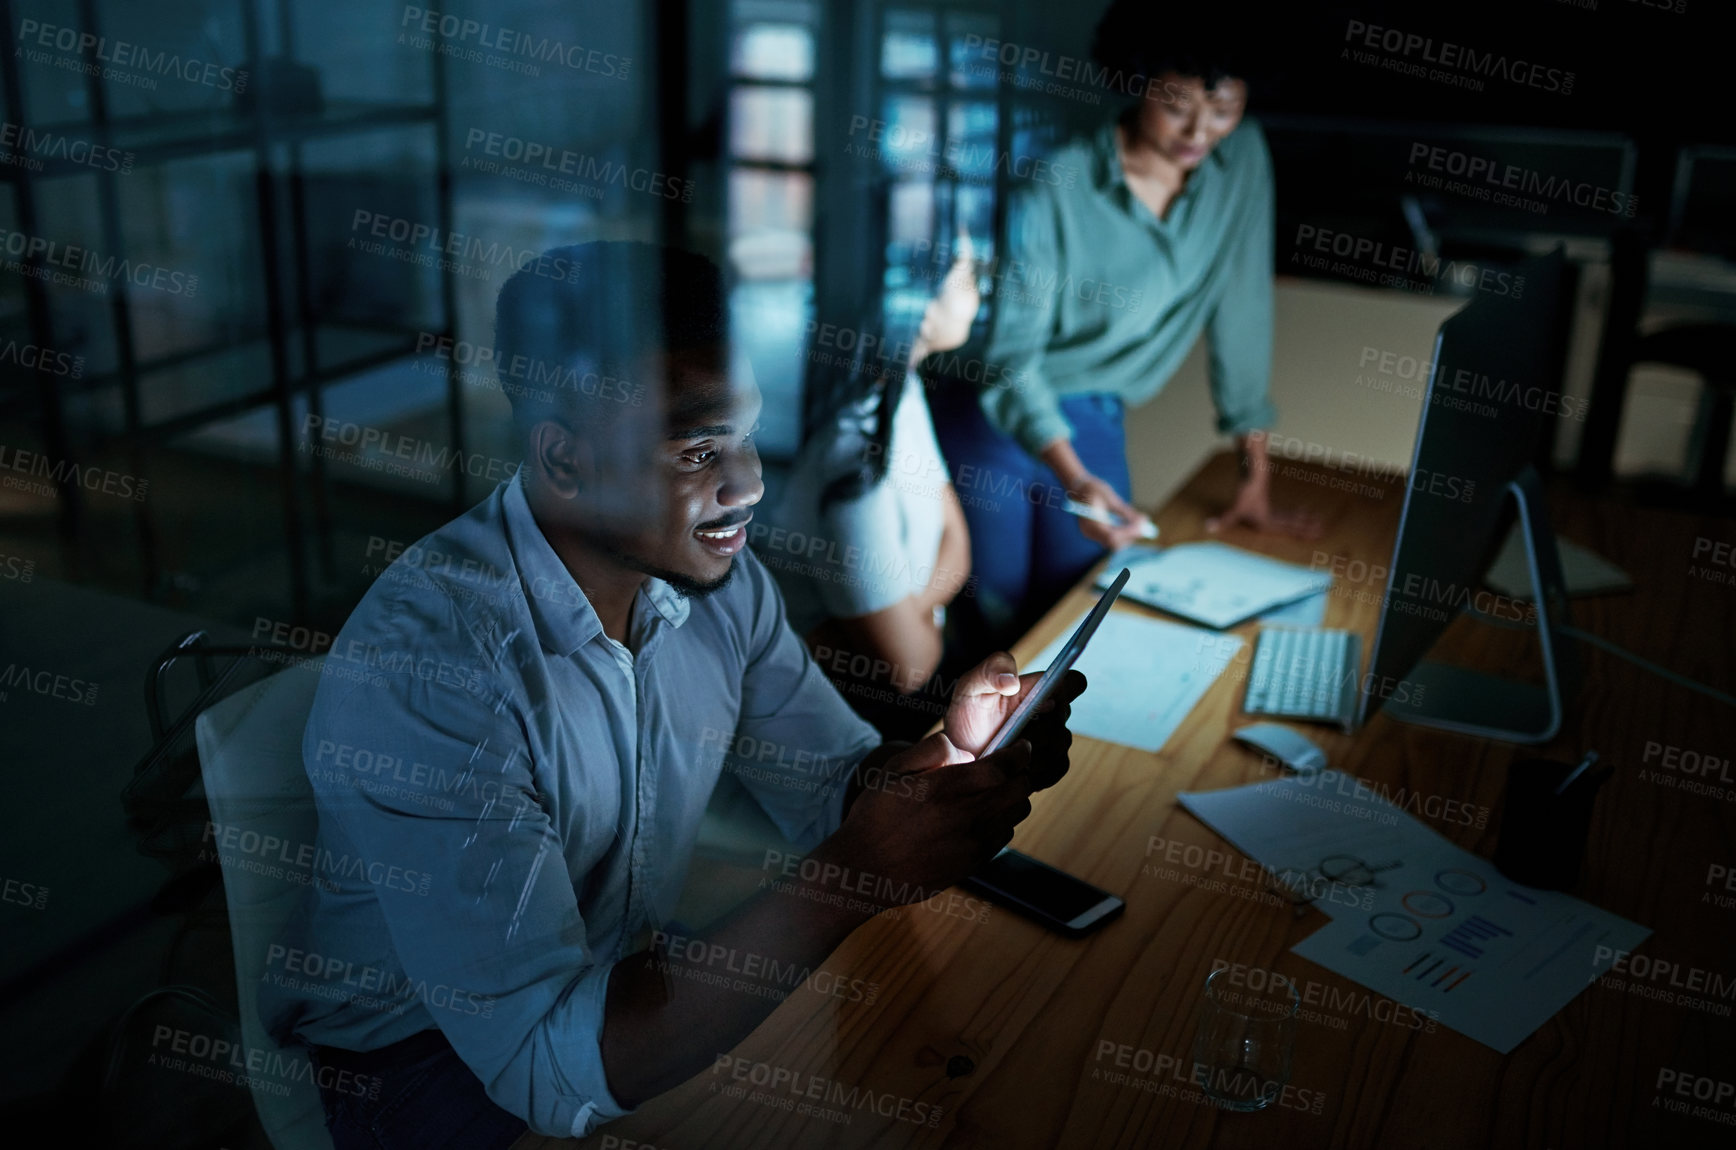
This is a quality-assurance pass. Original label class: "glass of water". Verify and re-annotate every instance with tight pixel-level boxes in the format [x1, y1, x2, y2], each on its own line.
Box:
[1190, 966, 1299, 1111]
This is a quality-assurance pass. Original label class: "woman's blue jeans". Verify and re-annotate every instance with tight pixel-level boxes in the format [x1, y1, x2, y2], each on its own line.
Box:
[930, 387, 1134, 654]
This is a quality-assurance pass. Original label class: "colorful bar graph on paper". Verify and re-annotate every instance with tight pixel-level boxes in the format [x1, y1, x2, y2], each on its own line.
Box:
[1403, 950, 1477, 992]
[1440, 915, 1513, 960]
[1442, 935, 1482, 959]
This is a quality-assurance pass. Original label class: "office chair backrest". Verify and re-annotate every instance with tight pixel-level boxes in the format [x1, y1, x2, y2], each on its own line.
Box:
[193, 659, 336, 1150]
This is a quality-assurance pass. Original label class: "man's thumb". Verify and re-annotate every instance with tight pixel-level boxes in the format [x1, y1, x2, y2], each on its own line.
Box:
[905, 730, 974, 769]
[957, 651, 1020, 700]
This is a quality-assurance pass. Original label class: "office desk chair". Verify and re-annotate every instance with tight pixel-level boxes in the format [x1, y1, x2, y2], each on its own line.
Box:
[193, 659, 337, 1150]
[182, 635, 794, 1147]
[188, 648, 791, 1143]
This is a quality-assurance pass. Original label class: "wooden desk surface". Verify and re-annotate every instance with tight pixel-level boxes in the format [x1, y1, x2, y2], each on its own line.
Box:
[522, 451, 1736, 1150]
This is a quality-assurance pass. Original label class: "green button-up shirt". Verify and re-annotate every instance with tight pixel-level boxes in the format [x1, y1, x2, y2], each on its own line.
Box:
[978, 118, 1277, 455]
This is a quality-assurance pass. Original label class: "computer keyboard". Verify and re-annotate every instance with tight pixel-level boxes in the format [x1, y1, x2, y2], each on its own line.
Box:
[1243, 627, 1363, 728]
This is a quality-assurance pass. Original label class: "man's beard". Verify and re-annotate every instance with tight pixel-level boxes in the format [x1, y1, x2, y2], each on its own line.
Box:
[598, 540, 737, 600]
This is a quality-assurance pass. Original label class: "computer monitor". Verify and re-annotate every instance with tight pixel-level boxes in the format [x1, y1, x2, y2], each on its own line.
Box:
[1357, 248, 1576, 743]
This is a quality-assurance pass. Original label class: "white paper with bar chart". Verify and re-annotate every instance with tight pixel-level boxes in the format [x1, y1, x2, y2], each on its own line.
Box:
[1180, 775, 1651, 1053]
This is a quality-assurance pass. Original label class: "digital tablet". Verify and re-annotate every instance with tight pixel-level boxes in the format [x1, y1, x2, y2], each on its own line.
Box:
[981, 567, 1129, 755]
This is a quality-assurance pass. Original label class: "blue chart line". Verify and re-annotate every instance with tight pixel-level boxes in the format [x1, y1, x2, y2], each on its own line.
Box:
[1506, 889, 1538, 905]
[1440, 915, 1513, 960]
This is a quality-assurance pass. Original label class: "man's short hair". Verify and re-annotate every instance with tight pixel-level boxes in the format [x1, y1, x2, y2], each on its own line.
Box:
[492, 241, 729, 438]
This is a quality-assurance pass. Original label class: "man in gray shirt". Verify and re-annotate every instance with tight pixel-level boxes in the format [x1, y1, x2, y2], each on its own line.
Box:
[262, 242, 1083, 1147]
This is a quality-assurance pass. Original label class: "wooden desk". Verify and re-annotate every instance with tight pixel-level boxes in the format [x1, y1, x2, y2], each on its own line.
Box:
[522, 451, 1736, 1150]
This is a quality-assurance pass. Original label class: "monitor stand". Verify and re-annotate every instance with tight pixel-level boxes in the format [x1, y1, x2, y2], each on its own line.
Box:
[1380, 466, 1577, 744]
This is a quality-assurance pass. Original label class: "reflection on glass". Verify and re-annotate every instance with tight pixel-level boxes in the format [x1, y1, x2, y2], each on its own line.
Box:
[946, 101, 998, 179]
[730, 279, 809, 458]
[882, 9, 937, 80]
[881, 286, 928, 346]
[727, 169, 813, 281]
[731, 23, 814, 81]
[877, 95, 936, 176]
[947, 14, 1000, 90]
[954, 183, 996, 261]
[729, 88, 814, 164]
[1012, 111, 1069, 179]
[887, 180, 935, 250]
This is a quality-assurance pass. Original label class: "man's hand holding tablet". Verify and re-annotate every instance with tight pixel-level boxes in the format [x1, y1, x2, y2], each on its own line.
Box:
[903, 566, 1125, 788]
[940, 654, 1085, 792]
[938, 567, 1125, 789]
[810, 573, 1120, 913]
[958, 567, 1126, 763]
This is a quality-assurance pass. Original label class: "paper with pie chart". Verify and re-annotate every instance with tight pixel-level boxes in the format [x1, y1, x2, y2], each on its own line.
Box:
[1179, 774, 1651, 1054]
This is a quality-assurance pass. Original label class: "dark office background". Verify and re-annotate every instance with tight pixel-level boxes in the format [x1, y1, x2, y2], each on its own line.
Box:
[0, 0, 1731, 1145]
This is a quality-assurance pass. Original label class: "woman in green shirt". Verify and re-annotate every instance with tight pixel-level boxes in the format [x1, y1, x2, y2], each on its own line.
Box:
[932, 3, 1317, 648]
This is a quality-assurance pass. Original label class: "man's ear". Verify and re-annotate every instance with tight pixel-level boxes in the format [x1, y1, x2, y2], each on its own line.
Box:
[527, 418, 596, 499]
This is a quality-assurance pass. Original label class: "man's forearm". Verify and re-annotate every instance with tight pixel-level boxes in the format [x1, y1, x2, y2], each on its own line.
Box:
[600, 841, 879, 1108]
[599, 741, 909, 1106]
[844, 742, 910, 814]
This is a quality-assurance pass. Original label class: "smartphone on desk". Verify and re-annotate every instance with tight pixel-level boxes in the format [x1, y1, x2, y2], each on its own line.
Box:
[964, 848, 1124, 938]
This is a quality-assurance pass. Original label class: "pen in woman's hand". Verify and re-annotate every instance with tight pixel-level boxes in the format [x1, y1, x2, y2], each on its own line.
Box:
[1062, 498, 1160, 540]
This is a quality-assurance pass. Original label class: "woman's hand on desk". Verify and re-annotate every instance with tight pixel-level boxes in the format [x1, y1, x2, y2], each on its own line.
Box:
[1205, 476, 1325, 539]
[1207, 431, 1326, 539]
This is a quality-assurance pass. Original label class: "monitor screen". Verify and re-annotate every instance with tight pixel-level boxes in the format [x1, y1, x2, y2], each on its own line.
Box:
[1360, 249, 1570, 726]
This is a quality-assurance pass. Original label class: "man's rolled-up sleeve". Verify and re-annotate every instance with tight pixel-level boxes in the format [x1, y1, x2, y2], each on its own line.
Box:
[727, 552, 882, 849]
[306, 666, 629, 1138]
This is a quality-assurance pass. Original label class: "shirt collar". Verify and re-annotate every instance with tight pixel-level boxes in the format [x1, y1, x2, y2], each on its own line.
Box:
[502, 472, 689, 658]
[640, 575, 691, 630]
[1091, 117, 1226, 208]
